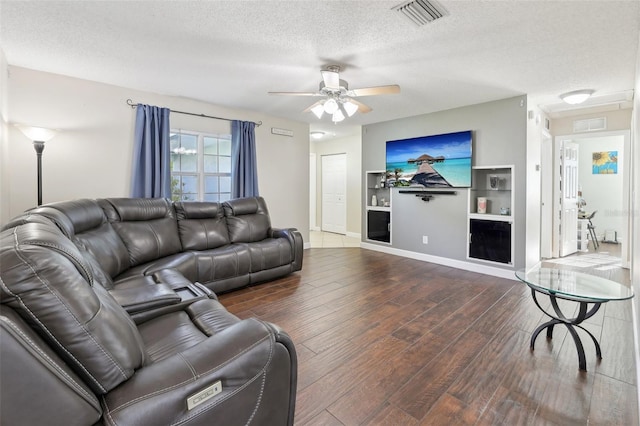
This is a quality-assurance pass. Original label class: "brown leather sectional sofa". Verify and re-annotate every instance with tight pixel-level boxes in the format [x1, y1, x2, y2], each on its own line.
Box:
[0, 196, 302, 425]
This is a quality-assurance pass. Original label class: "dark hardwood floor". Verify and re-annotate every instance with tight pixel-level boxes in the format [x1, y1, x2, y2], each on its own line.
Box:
[218, 247, 638, 425]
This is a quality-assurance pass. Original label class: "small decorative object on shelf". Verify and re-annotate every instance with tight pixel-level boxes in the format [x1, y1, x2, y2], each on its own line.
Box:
[371, 194, 377, 207]
[490, 175, 499, 190]
[477, 197, 487, 214]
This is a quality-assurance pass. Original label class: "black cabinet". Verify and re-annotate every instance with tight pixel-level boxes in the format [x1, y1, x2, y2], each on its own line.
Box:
[367, 210, 390, 243]
[469, 219, 511, 264]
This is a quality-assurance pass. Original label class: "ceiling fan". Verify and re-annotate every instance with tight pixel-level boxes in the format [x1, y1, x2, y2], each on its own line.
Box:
[268, 65, 400, 122]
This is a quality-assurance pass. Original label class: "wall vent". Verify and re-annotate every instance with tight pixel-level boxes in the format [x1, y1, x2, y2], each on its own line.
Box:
[573, 117, 606, 133]
[393, 0, 448, 26]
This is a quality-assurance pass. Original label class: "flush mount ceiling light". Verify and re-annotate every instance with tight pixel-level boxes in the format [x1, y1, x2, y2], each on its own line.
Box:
[560, 89, 595, 105]
[310, 131, 325, 140]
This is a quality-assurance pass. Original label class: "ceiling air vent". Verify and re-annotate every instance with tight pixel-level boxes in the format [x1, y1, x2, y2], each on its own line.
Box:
[393, 0, 448, 26]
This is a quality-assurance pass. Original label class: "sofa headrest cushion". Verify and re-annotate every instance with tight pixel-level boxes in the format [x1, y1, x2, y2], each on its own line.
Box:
[46, 199, 107, 235]
[175, 202, 224, 220]
[223, 197, 268, 217]
[223, 197, 271, 243]
[174, 202, 230, 250]
[100, 198, 175, 222]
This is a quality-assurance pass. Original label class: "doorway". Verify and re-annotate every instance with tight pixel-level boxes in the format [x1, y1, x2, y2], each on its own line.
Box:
[321, 153, 347, 235]
[542, 130, 630, 268]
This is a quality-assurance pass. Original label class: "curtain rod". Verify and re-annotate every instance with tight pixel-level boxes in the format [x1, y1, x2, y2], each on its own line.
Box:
[126, 99, 262, 127]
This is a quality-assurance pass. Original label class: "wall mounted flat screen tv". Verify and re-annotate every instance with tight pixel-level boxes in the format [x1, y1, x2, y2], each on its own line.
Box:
[385, 130, 472, 188]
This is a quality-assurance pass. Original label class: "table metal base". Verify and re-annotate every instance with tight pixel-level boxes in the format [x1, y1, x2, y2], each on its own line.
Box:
[530, 289, 602, 371]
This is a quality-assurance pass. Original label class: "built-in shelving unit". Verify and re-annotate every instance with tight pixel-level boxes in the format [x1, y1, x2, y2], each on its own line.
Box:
[467, 165, 514, 265]
[365, 170, 391, 244]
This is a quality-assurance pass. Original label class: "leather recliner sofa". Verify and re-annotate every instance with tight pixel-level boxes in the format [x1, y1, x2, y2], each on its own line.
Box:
[0, 196, 301, 425]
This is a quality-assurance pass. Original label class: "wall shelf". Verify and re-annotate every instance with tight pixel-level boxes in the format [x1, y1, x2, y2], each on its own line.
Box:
[467, 165, 514, 265]
[365, 171, 391, 244]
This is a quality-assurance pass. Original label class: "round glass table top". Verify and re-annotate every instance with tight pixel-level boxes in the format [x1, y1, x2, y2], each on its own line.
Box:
[515, 268, 634, 302]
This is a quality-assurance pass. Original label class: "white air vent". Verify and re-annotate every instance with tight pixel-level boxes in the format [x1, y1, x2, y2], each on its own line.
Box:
[573, 117, 606, 133]
[393, 0, 448, 26]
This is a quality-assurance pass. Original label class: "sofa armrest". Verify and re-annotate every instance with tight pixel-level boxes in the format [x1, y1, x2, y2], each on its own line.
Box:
[270, 228, 304, 272]
[109, 283, 181, 314]
[102, 318, 296, 426]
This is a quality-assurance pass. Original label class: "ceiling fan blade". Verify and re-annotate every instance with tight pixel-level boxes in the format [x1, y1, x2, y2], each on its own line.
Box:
[303, 100, 324, 113]
[348, 98, 372, 113]
[268, 91, 322, 96]
[349, 85, 400, 97]
[321, 70, 340, 90]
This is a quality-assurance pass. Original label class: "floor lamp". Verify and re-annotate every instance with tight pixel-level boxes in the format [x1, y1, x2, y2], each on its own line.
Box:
[17, 126, 57, 206]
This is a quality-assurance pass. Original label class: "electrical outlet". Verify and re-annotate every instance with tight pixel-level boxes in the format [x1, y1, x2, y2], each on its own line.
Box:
[422, 236, 428, 244]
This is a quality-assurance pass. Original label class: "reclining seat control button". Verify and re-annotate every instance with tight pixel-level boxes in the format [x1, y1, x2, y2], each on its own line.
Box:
[186, 380, 222, 410]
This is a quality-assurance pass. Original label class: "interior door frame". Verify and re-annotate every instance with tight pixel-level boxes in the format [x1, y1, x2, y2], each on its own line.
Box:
[309, 152, 318, 231]
[540, 130, 553, 258]
[553, 130, 631, 267]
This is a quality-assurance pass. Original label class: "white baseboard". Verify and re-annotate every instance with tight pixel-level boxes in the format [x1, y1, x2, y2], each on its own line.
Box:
[346, 231, 361, 239]
[310, 226, 321, 232]
[303, 242, 312, 250]
[360, 242, 518, 280]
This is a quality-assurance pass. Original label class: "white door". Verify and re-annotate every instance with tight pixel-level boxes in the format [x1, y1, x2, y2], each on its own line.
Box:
[553, 139, 579, 257]
[321, 153, 347, 234]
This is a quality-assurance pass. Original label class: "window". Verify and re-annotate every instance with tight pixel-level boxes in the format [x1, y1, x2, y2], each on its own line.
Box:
[170, 131, 232, 202]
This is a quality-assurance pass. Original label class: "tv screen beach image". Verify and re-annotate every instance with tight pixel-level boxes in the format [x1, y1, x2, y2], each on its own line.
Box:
[386, 130, 472, 188]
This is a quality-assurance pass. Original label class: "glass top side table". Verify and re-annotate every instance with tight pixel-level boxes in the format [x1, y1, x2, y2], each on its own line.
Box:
[515, 268, 634, 371]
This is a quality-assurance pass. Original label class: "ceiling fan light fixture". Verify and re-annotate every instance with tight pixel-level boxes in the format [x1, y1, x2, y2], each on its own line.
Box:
[343, 100, 358, 117]
[332, 109, 345, 123]
[560, 89, 594, 105]
[310, 103, 325, 119]
[324, 98, 339, 114]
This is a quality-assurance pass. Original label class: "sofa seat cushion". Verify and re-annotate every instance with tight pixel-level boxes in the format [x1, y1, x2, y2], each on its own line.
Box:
[114, 252, 197, 284]
[245, 238, 294, 272]
[192, 245, 251, 284]
[137, 299, 239, 363]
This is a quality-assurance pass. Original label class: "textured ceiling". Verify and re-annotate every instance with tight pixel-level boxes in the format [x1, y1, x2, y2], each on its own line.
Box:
[1, 1, 638, 140]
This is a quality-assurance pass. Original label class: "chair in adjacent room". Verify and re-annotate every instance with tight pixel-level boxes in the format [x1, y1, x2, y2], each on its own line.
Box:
[586, 210, 599, 249]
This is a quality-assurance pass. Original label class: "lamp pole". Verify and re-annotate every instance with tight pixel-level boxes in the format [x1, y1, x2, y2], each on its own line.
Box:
[16, 125, 56, 207]
[33, 141, 45, 206]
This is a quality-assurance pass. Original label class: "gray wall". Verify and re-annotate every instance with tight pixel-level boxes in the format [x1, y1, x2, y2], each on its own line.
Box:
[362, 95, 528, 270]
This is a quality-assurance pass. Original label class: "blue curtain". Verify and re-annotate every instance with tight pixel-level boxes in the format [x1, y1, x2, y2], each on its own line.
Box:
[231, 120, 259, 198]
[130, 104, 171, 198]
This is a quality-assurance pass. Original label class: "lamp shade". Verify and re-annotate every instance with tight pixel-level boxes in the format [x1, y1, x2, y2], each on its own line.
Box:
[323, 99, 339, 114]
[331, 109, 345, 123]
[17, 125, 57, 142]
[343, 100, 359, 117]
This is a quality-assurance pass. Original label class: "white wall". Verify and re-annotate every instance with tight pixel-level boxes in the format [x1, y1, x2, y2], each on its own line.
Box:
[0, 49, 9, 225]
[310, 131, 362, 236]
[5, 66, 309, 240]
[525, 104, 546, 269]
[631, 32, 640, 410]
[576, 135, 625, 240]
